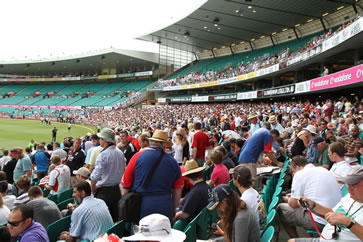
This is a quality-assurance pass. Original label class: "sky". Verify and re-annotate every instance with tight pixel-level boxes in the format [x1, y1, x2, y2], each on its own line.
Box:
[0, 0, 207, 62]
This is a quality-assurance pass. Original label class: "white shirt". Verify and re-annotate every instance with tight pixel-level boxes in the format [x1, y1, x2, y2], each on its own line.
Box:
[330, 161, 352, 189]
[2, 195, 16, 210]
[241, 187, 266, 232]
[291, 164, 341, 224]
[48, 164, 71, 195]
[0, 156, 11, 170]
[320, 195, 363, 241]
[0, 206, 10, 225]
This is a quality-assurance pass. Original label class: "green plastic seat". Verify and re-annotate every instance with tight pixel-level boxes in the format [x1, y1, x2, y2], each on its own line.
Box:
[42, 188, 51, 197]
[57, 198, 75, 211]
[228, 179, 240, 196]
[306, 229, 319, 237]
[273, 186, 282, 199]
[265, 209, 276, 230]
[268, 196, 279, 213]
[46, 216, 71, 242]
[58, 188, 73, 203]
[173, 219, 188, 231]
[276, 178, 284, 188]
[203, 165, 214, 181]
[261, 226, 275, 242]
[48, 194, 58, 204]
[184, 220, 197, 242]
[341, 185, 349, 197]
[106, 220, 129, 238]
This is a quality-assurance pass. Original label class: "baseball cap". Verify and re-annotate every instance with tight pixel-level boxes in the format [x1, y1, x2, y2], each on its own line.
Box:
[341, 165, 363, 185]
[207, 184, 233, 210]
[73, 167, 90, 178]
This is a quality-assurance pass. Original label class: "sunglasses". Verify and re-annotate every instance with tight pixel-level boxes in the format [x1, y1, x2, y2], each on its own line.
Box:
[8, 218, 26, 227]
[349, 183, 363, 189]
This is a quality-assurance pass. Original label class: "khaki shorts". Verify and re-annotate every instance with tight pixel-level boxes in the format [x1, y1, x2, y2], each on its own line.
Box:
[277, 203, 325, 231]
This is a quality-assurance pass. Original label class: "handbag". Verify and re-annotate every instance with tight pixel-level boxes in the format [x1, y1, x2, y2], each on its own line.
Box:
[118, 151, 165, 222]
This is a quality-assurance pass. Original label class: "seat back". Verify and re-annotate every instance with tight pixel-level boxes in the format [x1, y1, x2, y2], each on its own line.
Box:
[48, 194, 58, 204]
[107, 220, 130, 238]
[46, 216, 71, 242]
[268, 196, 279, 213]
[58, 189, 73, 203]
[57, 198, 75, 211]
[260, 225, 275, 242]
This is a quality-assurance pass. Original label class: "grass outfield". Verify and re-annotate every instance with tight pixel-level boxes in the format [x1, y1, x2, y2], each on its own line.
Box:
[0, 118, 97, 151]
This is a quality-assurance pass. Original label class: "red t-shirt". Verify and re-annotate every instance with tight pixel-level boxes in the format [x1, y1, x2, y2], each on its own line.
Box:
[211, 163, 230, 186]
[132, 138, 141, 152]
[192, 131, 211, 159]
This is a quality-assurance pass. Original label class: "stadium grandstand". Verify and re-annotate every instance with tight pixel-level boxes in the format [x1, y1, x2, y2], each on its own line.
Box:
[0, 0, 363, 242]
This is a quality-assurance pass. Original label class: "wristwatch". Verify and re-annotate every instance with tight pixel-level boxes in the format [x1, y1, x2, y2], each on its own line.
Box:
[346, 219, 355, 229]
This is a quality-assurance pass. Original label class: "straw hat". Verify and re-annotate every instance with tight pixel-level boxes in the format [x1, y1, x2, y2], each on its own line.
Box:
[247, 113, 257, 120]
[268, 115, 276, 123]
[147, 130, 168, 143]
[182, 159, 205, 176]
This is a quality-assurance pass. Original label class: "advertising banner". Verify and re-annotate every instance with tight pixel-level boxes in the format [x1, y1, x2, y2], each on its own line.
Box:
[158, 98, 166, 103]
[209, 94, 237, 101]
[295, 81, 311, 94]
[170, 97, 192, 102]
[237, 91, 257, 100]
[0, 104, 77, 109]
[191, 96, 209, 102]
[258, 85, 295, 98]
[257, 64, 279, 76]
[310, 64, 363, 91]
[135, 71, 152, 76]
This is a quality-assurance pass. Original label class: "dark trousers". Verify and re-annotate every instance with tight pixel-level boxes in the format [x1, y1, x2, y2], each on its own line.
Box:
[95, 185, 121, 222]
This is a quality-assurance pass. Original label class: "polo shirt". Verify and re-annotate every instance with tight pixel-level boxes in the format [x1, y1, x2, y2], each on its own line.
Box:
[17, 221, 49, 242]
[13, 155, 32, 184]
[211, 163, 230, 186]
[316, 144, 332, 168]
[192, 131, 210, 159]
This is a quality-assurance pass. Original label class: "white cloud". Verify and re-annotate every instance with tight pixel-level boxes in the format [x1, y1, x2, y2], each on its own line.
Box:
[0, 0, 206, 61]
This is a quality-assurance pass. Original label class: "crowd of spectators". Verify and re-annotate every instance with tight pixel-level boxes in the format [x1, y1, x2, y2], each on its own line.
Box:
[157, 15, 360, 88]
[0, 94, 362, 241]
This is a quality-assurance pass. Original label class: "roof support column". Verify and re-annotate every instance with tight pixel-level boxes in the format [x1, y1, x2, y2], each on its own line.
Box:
[211, 49, 216, 58]
[293, 28, 299, 40]
[249, 41, 254, 51]
[320, 18, 327, 32]
[270, 35, 275, 46]
[230, 46, 235, 56]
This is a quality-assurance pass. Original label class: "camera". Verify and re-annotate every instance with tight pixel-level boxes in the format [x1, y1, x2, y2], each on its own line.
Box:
[299, 199, 309, 209]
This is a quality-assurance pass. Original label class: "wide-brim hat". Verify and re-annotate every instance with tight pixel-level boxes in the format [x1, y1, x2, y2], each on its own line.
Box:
[97, 128, 115, 143]
[303, 125, 316, 135]
[182, 159, 205, 176]
[122, 214, 186, 242]
[247, 113, 257, 120]
[268, 115, 276, 123]
[147, 130, 168, 143]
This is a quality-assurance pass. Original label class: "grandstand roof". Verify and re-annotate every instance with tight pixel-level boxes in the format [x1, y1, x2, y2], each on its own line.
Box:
[0, 48, 158, 76]
[140, 0, 362, 52]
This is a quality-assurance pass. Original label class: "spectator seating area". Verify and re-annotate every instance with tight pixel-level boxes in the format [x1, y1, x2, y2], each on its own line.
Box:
[0, 80, 154, 108]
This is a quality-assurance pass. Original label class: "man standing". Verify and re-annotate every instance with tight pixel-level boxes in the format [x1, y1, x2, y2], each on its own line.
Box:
[117, 130, 137, 165]
[277, 156, 341, 239]
[51, 142, 67, 161]
[7, 204, 49, 242]
[46, 155, 71, 195]
[52, 127, 58, 142]
[238, 128, 283, 184]
[248, 113, 262, 135]
[84, 134, 102, 172]
[90, 128, 126, 222]
[68, 122, 71, 132]
[0, 149, 11, 170]
[192, 122, 211, 167]
[121, 130, 183, 221]
[13, 148, 32, 184]
[66, 138, 86, 186]
[31, 145, 50, 180]
[59, 182, 113, 241]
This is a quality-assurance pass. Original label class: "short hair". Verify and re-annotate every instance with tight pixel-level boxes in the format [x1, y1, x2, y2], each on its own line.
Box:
[0, 171, 6, 181]
[120, 130, 128, 137]
[54, 142, 61, 148]
[0, 181, 8, 193]
[270, 129, 280, 137]
[51, 155, 61, 165]
[3, 150, 9, 156]
[28, 186, 43, 198]
[13, 204, 34, 220]
[210, 150, 223, 164]
[25, 147, 32, 153]
[0, 226, 11, 242]
[236, 139, 244, 148]
[233, 166, 252, 188]
[16, 175, 31, 190]
[194, 122, 202, 130]
[291, 155, 308, 168]
[329, 142, 345, 157]
[215, 146, 227, 155]
[74, 181, 91, 196]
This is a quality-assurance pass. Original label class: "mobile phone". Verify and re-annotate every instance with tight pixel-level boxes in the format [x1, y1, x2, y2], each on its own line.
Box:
[299, 199, 309, 209]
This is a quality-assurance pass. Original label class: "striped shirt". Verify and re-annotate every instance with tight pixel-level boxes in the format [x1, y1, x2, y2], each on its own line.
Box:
[70, 196, 113, 240]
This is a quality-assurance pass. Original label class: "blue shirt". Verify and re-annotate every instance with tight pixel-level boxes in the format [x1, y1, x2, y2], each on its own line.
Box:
[13, 155, 32, 184]
[306, 140, 320, 164]
[239, 128, 273, 164]
[90, 145, 126, 186]
[85, 144, 100, 164]
[34, 151, 49, 172]
[18, 221, 49, 242]
[70, 196, 113, 240]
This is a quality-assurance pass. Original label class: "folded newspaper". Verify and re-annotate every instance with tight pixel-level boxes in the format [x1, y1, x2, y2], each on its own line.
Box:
[257, 166, 281, 175]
